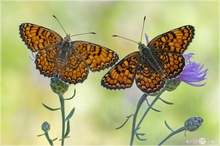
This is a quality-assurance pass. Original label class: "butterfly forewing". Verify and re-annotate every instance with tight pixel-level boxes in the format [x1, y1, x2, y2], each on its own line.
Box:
[19, 23, 62, 52]
[148, 25, 195, 54]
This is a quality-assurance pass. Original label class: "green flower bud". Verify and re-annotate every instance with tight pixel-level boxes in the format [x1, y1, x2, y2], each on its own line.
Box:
[50, 77, 69, 95]
[41, 121, 50, 132]
[184, 117, 203, 132]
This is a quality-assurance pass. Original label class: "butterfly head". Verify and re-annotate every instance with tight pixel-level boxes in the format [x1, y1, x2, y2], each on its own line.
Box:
[64, 34, 71, 42]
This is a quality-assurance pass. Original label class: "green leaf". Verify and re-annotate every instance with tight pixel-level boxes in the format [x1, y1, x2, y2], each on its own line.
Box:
[116, 114, 134, 130]
[65, 108, 75, 122]
[52, 137, 58, 141]
[159, 98, 174, 105]
[136, 132, 147, 141]
[64, 88, 76, 100]
[64, 120, 70, 138]
[164, 120, 174, 132]
[145, 98, 161, 112]
[37, 133, 45, 137]
[42, 103, 61, 111]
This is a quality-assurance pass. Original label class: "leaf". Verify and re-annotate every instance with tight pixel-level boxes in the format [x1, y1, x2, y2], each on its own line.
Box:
[136, 132, 147, 141]
[145, 98, 161, 112]
[52, 137, 58, 141]
[64, 88, 76, 100]
[164, 120, 174, 132]
[37, 133, 45, 137]
[64, 120, 70, 138]
[42, 103, 61, 111]
[116, 114, 134, 130]
[65, 108, 75, 122]
[159, 98, 174, 105]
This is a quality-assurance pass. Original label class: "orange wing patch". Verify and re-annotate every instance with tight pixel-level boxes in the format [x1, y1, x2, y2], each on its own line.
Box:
[59, 50, 89, 84]
[101, 52, 139, 89]
[19, 23, 62, 52]
[73, 41, 119, 71]
[149, 25, 195, 53]
[136, 61, 165, 93]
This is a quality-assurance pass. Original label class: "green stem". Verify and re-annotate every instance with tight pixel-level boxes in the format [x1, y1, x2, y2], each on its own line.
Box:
[130, 94, 148, 146]
[58, 94, 65, 146]
[44, 131, 54, 146]
[158, 127, 186, 145]
[135, 90, 164, 130]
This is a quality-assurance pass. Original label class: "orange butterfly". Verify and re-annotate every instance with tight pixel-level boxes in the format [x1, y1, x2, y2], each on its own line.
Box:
[101, 17, 195, 94]
[19, 16, 119, 84]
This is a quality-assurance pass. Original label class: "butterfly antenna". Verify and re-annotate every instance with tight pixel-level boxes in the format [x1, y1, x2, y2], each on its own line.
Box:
[112, 35, 139, 44]
[70, 32, 96, 37]
[140, 16, 146, 43]
[53, 15, 67, 35]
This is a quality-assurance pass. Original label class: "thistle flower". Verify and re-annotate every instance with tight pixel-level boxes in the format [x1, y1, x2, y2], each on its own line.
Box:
[177, 53, 208, 87]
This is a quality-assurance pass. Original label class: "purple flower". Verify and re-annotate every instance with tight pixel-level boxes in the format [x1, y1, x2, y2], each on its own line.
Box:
[177, 53, 208, 87]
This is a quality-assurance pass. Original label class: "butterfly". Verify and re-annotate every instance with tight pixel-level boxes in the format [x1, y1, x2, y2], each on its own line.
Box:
[19, 20, 119, 84]
[101, 20, 195, 94]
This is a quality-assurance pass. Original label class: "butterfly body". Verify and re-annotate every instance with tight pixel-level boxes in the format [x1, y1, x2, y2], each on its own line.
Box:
[20, 23, 119, 84]
[101, 25, 195, 94]
[139, 43, 164, 77]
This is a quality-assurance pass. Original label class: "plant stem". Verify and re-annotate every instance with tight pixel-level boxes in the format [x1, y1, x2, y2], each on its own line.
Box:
[130, 94, 147, 146]
[44, 131, 54, 146]
[136, 90, 164, 130]
[58, 94, 65, 146]
[158, 127, 186, 145]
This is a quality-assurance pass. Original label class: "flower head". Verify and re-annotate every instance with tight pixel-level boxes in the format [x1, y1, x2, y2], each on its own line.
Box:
[177, 53, 208, 87]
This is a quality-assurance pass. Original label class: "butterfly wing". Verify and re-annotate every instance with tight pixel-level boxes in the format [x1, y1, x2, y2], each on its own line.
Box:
[135, 59, 166, 94]
[58, 49, 89, 84]
[19, 23, 63, 52]
[148, 25, 195, 54]
[72, 41, 119, 71]
[35, 46, 59, 77]
[148, 25, 195, 79]
[101, 52, 140, 89]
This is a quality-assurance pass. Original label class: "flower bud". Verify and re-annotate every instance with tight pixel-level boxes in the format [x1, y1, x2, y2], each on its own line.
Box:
[41, 121, 50, 132]
[50, 77, 69, 95]
[165, 79, 181, 92]
[184, 117, 203, 132]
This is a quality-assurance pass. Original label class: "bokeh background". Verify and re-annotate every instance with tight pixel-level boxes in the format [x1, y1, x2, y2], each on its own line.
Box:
[1, 1, 219, 145]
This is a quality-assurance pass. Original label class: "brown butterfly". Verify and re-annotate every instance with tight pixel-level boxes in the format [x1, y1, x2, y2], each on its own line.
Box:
[19, 16, 119, 84]
[101, 17, 195, 94]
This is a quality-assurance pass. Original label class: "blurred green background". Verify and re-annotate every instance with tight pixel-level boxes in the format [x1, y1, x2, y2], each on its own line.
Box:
[1, 1, 219, 145]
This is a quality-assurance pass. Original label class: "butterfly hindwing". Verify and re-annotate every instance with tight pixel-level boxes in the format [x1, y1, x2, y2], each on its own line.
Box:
[101, 52, 140, 89]
[72, 41, 119, 71]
